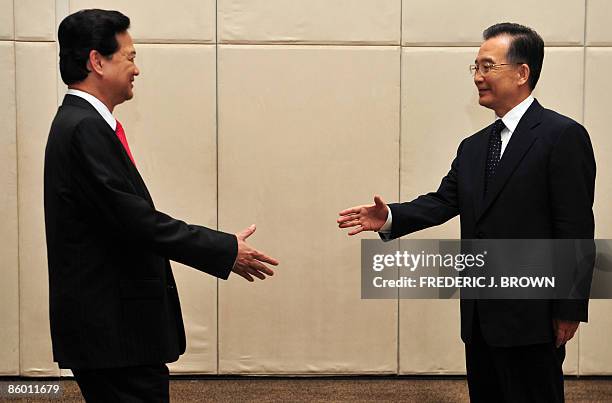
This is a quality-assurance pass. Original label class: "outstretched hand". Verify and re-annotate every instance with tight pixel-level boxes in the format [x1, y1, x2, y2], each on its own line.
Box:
[337, 195, 389, 236]
[232, 225, 279, 282]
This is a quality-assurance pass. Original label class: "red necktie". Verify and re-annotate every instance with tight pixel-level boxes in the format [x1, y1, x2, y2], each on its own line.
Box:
[115, 120, 136, 166]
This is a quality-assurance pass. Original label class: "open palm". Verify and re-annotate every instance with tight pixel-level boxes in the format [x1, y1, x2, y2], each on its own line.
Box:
[337, 195, 389, 236]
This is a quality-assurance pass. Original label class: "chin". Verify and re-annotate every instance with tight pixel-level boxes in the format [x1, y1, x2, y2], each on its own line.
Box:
[478, 97, 492, 109]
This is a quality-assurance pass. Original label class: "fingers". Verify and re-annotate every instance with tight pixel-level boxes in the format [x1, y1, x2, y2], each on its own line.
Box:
[249, 260, 274, 277]
[555, 327, 566, 348]
[253, 251, 279, 266]
[554, 321, 580, 347]
[347, 225, 364, 236]
[234, 261, 274, 282]
[338, 219, 361, 229]
[236, 224, 256, 241]
[337, 213, 360, 224]
[338, 206, 364, 217]
[232, 243, 278, 282]
[246, 266, 266, 280]
[235, 269, 254, 282]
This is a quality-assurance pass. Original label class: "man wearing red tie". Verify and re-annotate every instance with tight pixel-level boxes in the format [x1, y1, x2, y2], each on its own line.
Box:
[44, 9, 278, 402]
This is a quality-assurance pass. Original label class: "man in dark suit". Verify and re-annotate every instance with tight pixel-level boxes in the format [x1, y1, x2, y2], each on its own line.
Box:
[45, 9, 278, 402]
[338, 23, 595, 402]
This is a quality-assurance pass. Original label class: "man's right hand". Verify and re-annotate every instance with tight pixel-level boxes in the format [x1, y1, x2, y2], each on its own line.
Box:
[232, 224, 279, 282]
[337, 195, 389, 236]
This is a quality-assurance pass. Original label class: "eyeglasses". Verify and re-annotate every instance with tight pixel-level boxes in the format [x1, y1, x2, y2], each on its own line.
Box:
[468, 62, 523, 76]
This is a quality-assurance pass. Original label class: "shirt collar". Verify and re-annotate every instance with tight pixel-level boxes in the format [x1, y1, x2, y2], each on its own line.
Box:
[496, 94, 534, 133]
[66, 89, 117, 131]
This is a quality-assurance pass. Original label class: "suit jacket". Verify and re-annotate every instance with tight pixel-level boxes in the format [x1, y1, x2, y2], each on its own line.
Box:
[44, 94, 238, 369]
[385, 99, 596, 347]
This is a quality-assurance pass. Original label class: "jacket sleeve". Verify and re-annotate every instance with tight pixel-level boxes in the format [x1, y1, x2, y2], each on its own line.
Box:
[70, 117, 237, 280]
[382, 140, 463, 240]
[548, 122, 596, 322]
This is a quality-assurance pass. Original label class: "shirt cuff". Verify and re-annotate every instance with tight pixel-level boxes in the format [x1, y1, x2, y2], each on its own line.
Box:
[378, 206, 392, 233]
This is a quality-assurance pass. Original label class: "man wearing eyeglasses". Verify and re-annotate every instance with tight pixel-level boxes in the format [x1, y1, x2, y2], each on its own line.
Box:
[338, 23, 595, 402]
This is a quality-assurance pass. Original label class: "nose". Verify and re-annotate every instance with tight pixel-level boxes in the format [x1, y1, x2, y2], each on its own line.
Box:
[134, 64, 140, 76]
[473, 70, 484, 84]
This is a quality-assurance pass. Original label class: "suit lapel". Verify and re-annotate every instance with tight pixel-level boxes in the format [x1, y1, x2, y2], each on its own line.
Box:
[475, 99, 544, 223]
[63, 95, 155, 207]
[106, 125, 156, 207]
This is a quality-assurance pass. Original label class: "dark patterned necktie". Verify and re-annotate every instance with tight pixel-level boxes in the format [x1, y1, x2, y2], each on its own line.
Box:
[484, 119, 505, 195]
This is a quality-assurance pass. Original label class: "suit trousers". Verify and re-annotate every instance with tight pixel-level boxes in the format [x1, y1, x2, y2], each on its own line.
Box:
[465, 308, 565, 403]
[72, 363, 169, 403]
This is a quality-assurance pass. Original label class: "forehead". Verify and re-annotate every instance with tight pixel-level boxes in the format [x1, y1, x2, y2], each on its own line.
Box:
[476, 35, 511, 62]
[116, 31, 135, 54]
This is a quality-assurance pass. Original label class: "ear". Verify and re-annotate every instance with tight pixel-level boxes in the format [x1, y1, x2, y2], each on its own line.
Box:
[88, 49, 105, 76]
[517, 63, 530, 87]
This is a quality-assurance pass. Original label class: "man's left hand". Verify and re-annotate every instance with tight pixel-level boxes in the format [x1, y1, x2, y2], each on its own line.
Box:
[553, 319, 579, 348]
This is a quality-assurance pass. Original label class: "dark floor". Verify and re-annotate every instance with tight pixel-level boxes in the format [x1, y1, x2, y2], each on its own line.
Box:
[4, 377, 612, 402]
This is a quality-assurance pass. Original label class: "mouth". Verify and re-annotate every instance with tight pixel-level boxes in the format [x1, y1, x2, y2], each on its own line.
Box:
[478, 89, 490, 95]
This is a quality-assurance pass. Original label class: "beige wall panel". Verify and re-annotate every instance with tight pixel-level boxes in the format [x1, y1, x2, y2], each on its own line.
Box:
[532, 48, 584, 123]
[69, 0, 215, 43]
[400, 47, 489, 240]
[399, 48, 487, 373]
[400, 300, 464, 374]
[56, 0, 70, 107]
[115, 44, 218, 374]
[218, 0, 400, 44]
[581, 302, 612, 374]
[0, 0, 14, 40]
[580, 48, 612, 375]
[585, 48, 612, 240]
[402, 0, 585, 46]
[586, 0, 612, 45]
[16, 42, 58, 376]
[218, 45, 399, 374]
[0, 42, 19, 375]
[14, 0, 55, 41]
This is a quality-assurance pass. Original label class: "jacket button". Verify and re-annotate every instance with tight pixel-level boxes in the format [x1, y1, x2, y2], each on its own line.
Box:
[476, 231, 484, 239]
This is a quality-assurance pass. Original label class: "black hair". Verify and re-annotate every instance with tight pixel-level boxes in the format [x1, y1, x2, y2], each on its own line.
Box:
[483, 22, 544, 90]
[58, 9, 130, 85]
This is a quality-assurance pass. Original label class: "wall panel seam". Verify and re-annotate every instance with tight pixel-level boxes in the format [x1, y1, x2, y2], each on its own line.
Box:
[578, 0, 589, 376]
[12, 0, 20, 376]
[12, 40, 56, 43]
[215, 0, 220, 376]
[14, 42, 593, 48]
[397, 49, 402, 376]
[398, 0, 404, 375]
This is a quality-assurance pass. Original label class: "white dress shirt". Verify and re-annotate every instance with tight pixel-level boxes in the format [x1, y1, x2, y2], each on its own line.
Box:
[66, 88, 117, 131]
[379, 95, 535, 235]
